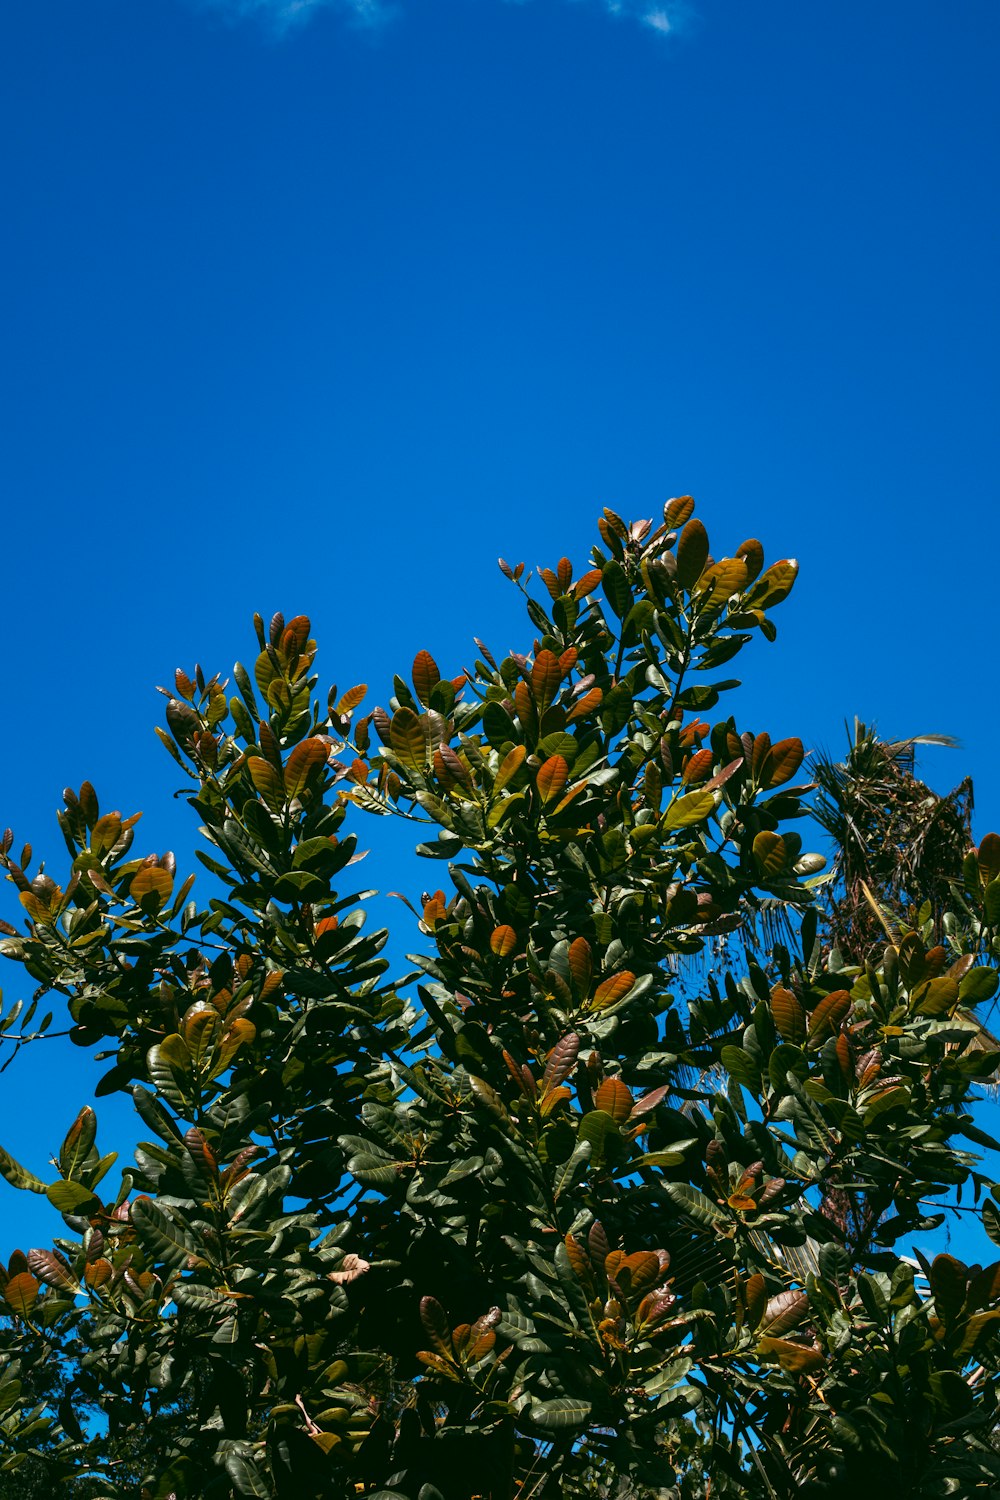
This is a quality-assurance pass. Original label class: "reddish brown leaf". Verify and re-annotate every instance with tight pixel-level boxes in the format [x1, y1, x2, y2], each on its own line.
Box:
[769, 985, 805, 1044]
[419, 1296, 454, 1360]
[761, 737, 804, 789]
[745, 1272, 767, 1328]
[542, 1033, 580, 1091]
[808, 989, 851, 1039]
[412, 650, 441, 707]
[389, 707, 430, 770]
[736, 538, 764, 582]
[675, 518, 709, 590]
[285, 738, 329, 800]
[750, 733, 772, 780]
[664, 495, 695, 528]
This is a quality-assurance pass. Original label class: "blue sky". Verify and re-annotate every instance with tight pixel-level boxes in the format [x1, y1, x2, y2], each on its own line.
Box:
[1, 0, 998, 1251]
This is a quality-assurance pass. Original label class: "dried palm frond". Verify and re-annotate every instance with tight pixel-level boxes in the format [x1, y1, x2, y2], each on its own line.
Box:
[813, 719, 973, 966]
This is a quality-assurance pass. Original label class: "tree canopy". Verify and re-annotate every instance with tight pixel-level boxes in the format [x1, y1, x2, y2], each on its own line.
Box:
[1, 498, 1000, 1498]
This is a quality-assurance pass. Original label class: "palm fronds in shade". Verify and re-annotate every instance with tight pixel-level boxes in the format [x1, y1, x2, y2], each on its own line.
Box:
[812, 718, 973, 966]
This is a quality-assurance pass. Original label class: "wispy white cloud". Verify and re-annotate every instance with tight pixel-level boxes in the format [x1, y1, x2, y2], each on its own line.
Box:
[189, 0, 391, 34]
[189, 0, 688, 40]
[643, 7, 672, 34]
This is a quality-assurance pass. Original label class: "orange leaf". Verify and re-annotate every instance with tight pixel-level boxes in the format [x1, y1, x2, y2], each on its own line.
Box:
[514, 681, 537, 735]
[573, 568, 603, 598]
[568, 937, 593, 999]
[592, 971, 636, 1010]
[682, 748, 714, 784]
[531, 650, 563, 712]
[538, 567, 562, 601]
[537, 755, 569, 805]
[566, 687, 603, 723]
[336, 684, 367, 714]
[695, 557, 748, 607]
[751, 559, 798, 608]
[3, 1271, 39, 1318]
[285, 737, 329, 800]
[494, 744, 526, 793]
[594, 1078, 633, 1124]
[490, 925, 517, 957]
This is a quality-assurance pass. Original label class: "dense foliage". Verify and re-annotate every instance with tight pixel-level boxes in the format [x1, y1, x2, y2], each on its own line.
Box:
[2, 499, 1000, 1497]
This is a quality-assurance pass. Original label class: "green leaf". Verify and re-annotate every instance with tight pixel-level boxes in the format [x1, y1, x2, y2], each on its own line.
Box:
[664, 789, 716, 830]
[913, 976, 959, 1016]
[753, 830, 787, 877]
[576, 1110, 622, 1170]
[390, 707, 430, 770]
[959, 967, 999, 1005]
[248, 756, 285, 810]
[46, 1180, 98, 1213]
[601, 561, 632, 620]
[984, 1200, 1000, 1248]
[529, 1397, 592, 1431]
[59, 1107, 97, 1181]
[0, 1145, 46, 1195]
[131, 1197, 198, 1269]
[660, 1181, 727, 1227]
[225, 1453, 271, 1498]
[721, 1045, 760, 1092]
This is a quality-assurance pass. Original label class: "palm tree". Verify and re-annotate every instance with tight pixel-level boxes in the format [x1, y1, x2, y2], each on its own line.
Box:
[811, 719, 973, 966]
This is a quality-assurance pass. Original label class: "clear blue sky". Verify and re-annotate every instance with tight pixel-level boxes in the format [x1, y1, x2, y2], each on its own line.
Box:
[1, 0, 998, 1251]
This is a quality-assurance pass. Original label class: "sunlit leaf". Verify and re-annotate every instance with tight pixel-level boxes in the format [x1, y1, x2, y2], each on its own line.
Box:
[591, 971, 636, 1009]
[537, 755, 569, 805]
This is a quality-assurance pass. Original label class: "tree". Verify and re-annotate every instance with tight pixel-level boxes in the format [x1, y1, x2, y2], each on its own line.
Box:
[812, 720, 974, 966]
[1, 497, 999, 1497]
